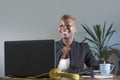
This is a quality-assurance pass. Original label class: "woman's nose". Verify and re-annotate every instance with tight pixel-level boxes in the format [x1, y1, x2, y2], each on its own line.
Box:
[62, 26, 68, 32]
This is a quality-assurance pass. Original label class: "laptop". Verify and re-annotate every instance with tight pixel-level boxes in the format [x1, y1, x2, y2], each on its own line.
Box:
[4, 39, 56, 78]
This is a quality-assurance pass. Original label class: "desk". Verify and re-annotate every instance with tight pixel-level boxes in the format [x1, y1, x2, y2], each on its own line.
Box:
[80, 75, 120, 80]
[80, 77, 120, 80]
[0, 76, 120, 80]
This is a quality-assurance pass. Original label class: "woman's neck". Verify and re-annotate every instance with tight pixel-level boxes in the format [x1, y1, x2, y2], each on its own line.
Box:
[63, 38, 74, 47]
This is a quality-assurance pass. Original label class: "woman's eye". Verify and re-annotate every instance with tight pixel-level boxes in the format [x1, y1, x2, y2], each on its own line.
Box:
[66, 25, 70, 27]
[59, 25, 63, 27]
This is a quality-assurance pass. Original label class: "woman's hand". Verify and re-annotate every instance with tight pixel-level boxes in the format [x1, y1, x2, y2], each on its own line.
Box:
[61, 46, 71, 59]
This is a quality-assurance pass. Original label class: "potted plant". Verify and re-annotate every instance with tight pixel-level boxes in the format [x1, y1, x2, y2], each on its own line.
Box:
[81, 22, 119, 62]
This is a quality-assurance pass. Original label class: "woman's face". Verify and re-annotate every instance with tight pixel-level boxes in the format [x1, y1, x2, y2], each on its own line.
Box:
[58, 19, 77, 39]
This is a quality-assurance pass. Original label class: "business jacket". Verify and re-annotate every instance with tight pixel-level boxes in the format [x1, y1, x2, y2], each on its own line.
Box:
[55, 40, 99, 73]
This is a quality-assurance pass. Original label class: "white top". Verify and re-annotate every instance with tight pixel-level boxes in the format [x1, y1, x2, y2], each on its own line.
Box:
[58, 58, 70, 71]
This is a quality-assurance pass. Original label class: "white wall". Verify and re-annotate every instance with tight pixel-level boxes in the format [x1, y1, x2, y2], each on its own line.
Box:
[0, 0, 120, 76]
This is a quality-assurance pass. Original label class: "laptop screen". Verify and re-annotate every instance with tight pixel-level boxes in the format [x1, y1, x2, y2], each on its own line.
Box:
[4, 39, 56, 77]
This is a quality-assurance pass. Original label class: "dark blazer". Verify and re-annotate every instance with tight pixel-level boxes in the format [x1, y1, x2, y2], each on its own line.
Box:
[55, 40, 99, 73]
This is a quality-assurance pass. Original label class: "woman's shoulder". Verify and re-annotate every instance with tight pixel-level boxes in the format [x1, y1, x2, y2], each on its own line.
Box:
[55, 40, 61, 45]
[55, 40, 63, 48]
[74, 41, 90, 50]
[74, 41, 89, 46]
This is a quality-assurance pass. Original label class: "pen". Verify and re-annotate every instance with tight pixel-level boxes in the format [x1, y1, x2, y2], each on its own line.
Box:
[90, 71, 94, 78]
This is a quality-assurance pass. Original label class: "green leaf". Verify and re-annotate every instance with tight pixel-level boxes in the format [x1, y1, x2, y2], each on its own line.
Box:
[81, 22, 118, 60]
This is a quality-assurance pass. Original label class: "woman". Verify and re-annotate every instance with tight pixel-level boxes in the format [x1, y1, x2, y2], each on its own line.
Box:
[55, 14, 98, 73]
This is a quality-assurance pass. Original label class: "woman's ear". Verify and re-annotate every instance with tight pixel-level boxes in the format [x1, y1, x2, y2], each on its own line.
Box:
[58, 27, 61, 32]
[75, 29, 77, 32]
[58, 27, 60, 31]
[75, 26, 77, 32]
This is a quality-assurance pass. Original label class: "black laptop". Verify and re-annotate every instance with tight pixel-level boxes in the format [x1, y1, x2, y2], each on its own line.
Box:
[4, 39, 56, 78]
